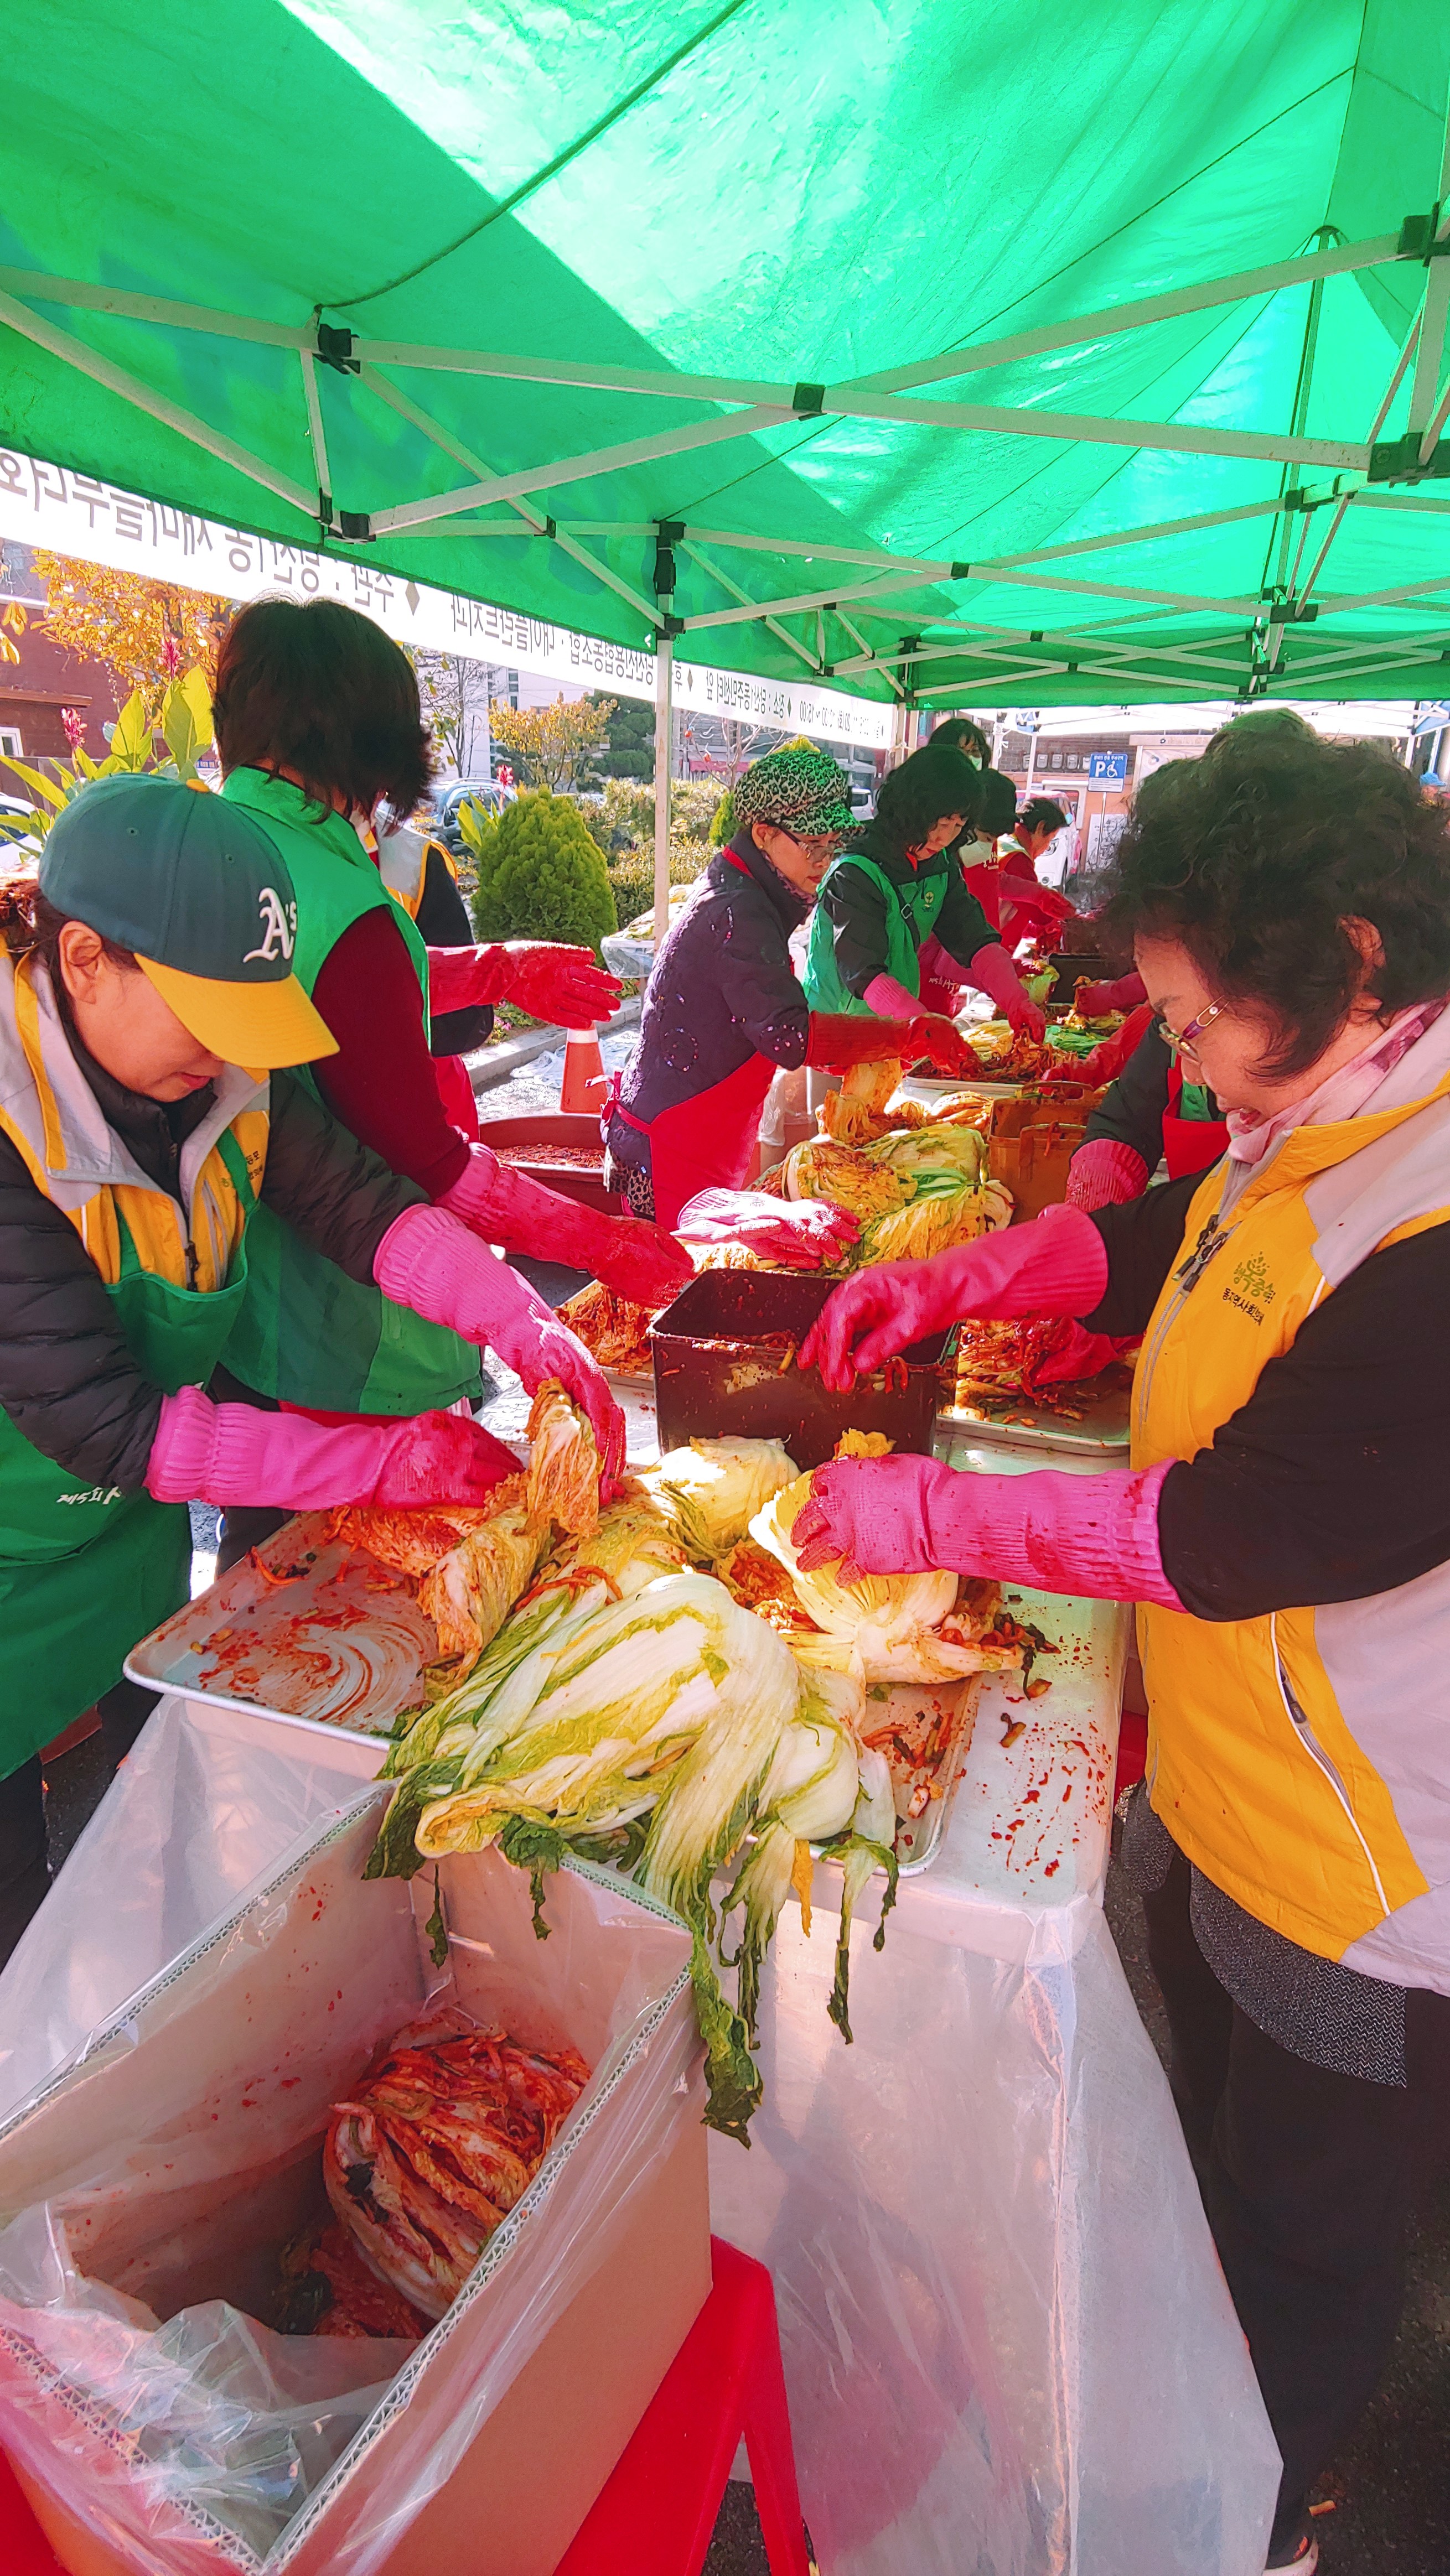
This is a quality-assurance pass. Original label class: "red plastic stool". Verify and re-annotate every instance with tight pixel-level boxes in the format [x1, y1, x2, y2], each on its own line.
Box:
[0, 2242, 811, 2576]
[0, 2448, 66, 2574]
[555, 2235, 811, 2576]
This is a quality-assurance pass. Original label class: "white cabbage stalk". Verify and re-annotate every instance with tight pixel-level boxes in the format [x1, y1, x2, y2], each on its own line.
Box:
[723, 1673, 863, 2038]
[643, 1438, 798, 1564]
[414, 1573, 742, 1855]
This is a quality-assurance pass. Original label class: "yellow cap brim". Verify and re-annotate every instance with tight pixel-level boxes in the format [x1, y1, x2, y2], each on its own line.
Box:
[136, 955, 339, 1069]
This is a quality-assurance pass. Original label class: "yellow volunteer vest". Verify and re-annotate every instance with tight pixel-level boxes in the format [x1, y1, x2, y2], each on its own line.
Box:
[1133, 1067, 1450, 1977]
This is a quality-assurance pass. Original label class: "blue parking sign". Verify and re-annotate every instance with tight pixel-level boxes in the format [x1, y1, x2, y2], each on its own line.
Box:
[1088, 752, 1128, 785]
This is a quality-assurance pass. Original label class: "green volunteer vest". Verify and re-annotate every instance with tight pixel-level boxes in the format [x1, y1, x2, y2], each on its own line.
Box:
[218, 771, 481, 1417]
[802, 850, 945, 1016]
[0, 1135, 255, 1773]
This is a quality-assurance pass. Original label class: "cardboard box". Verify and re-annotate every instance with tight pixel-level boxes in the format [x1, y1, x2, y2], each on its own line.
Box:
[0, 1790, 710, 2576]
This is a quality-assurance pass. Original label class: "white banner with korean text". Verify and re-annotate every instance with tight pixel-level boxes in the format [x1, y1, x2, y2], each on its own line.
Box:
[0, 449, 893, 751]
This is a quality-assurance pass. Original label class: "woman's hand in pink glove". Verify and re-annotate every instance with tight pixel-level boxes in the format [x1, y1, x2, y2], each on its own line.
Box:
[967, 942, 1047, 1041]
[373, 1204, 626, 1493]
[1065, 1138, 1149, 1212]
[798, 1203, 1109, 1390]
[793, 1451, 1183, 1606]
[500, 943, 621, 1026]
[146, 1386, 520, 1511]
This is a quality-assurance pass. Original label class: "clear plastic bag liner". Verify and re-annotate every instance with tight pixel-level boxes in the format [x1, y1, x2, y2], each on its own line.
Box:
[710, 1884, 1280, 2576]
[0, 1698, 379, 2125]
[0, 1788, 701, 2576]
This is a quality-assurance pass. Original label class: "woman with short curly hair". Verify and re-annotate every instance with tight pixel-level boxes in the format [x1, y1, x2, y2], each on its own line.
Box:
[793, 729, 1450, 2574]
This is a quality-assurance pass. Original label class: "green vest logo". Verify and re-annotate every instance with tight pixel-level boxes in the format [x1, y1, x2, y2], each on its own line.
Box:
[1224, 1250, 1276, 1325]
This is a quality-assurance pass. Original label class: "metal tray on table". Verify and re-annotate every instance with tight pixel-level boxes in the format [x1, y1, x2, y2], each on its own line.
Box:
[856, 1676, 985, 1873]
[123, 1512, 435, 1747]
[935, 1369, 1132, 1456]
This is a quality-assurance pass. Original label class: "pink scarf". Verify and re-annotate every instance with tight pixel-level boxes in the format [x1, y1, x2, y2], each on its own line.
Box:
[1225, 1002, 1447, 1166]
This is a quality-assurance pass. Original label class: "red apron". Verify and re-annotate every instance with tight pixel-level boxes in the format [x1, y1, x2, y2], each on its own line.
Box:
[613, 848, 780, 1228]
[1161, 1061, 1228, 1179]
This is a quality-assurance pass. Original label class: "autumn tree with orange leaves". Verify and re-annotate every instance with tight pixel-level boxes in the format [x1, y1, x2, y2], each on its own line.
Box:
[35, 552, 232, 730]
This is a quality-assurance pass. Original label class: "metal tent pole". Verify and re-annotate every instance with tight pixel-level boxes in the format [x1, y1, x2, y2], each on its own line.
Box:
[652, 637, 674, 945]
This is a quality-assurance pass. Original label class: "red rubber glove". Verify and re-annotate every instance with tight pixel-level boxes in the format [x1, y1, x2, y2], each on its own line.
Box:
[1075, 1002, 1157, 1090]
[427, 943, 622, 1026]
[440, 1144, 692, 1310]
[146, 1385, 519, 1510]
[806, 1011, 918, 1068]
[374, 1204, 625, 1491]
[675, 1189, 861, 1269]
[1065, 1137, 1149, 1212]
[1074, 971, 1147, 1015]
[791, 1451, 1182, 1606]
[798, 1203, 1109, 1389]
[965, 941, 1047, 1040]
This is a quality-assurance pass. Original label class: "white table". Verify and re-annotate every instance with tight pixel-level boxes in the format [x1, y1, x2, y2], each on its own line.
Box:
[0, 1389, 1278, 2575]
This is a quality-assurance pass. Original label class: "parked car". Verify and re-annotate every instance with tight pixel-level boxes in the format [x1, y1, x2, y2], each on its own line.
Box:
[433, 778, 509, 859]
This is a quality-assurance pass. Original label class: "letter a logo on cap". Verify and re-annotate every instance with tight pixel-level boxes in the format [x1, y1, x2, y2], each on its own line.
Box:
[244, 886, 297, 965]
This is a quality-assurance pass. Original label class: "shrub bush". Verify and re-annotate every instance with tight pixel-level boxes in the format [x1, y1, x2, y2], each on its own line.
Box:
[470, 788, 617, 955]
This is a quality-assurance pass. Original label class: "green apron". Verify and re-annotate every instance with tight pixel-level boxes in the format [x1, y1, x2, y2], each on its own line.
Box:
[0, 1134, 254, 1775]
[802, 850, 945, 1016]
[217, 770, 480, 1417]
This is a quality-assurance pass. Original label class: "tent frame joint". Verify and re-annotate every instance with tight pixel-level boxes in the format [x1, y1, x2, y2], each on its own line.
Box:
[1367, 433, 1450, 486]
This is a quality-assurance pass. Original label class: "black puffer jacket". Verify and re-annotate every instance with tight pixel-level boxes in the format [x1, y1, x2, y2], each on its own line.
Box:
[0, 1051, 424, 1493]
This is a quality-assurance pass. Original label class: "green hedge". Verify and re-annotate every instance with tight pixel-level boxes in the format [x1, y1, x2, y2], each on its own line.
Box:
[469, 789, 616, 955]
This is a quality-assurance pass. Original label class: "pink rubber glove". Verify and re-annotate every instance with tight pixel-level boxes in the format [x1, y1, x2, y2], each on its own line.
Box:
[146, 1385, 520, 1510]
[427, 942, 620, 1025]
[1065, 1138, 1149, 1211]
[374, 1203, 626, 1490]
[966, 941, 1047, 1041]
[675, 1189, 861, 1270]
[858, 977, 976, 1075]
[792, 1451, 1183, 1607]
[1075, 970, 1147, 1015]
[798, 1202, 1109, 1390]
[440, 1145, 691, 1309]
[862, 972, 923, 1022]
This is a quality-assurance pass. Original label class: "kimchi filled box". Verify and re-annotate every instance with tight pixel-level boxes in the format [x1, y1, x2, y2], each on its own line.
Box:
[0, 1790, 709, 2576]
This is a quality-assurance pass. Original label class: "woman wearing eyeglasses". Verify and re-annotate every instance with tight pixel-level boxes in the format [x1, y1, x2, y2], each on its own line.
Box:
[803, 741, 1048, 1045]
[604, 746, 972, 1231]
[790, 731, 1450, 2576]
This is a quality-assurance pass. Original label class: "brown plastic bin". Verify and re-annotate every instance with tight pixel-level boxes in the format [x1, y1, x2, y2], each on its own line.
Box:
[650, 1268, 947, 1468]
[474, 1112, 621, 1213]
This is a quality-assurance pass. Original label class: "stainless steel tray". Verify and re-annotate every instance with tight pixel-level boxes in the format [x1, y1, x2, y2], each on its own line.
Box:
[123, 1510, 433, 1746]
[935, 1372, 1131, 1455]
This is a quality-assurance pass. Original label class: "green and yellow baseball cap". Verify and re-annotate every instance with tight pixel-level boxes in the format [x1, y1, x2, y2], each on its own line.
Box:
[40, 773, 336, 1068]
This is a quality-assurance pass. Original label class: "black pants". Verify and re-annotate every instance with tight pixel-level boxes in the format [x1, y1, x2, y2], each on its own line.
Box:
[1143, 1854, 1450, 2557]
[0, 1676, 157, 1971]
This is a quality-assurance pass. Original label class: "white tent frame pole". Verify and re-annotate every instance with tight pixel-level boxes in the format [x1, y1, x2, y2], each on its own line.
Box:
[1409, 106, 1450, 453]
[358, 365, 660, 625]
[298, 350, 332, 512]
[847, 233, 1405, 395]
[678, 542, 824, 672]
[0, 228, 1402, 395]
[368, 404, 793, 536]
[680, 564, 942, 632]
[1298, 313, 1423, 606]
[0, 287, 314, 517]
[652, 638, 674, 946]
[835, 609, 904, 690]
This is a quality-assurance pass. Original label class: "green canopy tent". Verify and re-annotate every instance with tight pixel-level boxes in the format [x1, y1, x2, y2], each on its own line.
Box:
[6, 0, 1450, 923]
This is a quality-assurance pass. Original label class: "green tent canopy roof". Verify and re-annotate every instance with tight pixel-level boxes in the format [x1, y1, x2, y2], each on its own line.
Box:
[4, 0, 1450, 707]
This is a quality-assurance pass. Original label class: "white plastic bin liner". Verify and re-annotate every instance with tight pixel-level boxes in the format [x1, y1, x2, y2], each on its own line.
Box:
[0, 1698, 376, 2125]
[0, 1789, 701, 2576]
[711, 1886, 1280, 2576]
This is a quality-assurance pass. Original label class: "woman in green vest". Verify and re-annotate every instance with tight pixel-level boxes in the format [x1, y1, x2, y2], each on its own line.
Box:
[0, 773, 619, 1962]
[804, 742, 1047, 1042]
[211, 598, 690, 1469]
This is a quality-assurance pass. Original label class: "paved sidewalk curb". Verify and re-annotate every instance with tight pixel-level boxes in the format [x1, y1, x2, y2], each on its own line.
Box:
[469, 996, 640, 1097]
